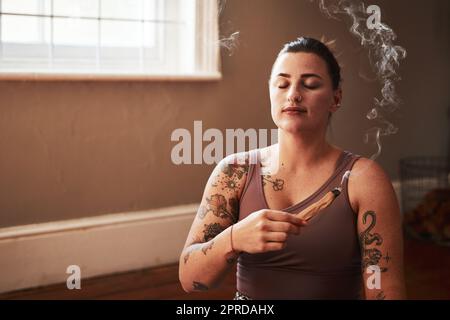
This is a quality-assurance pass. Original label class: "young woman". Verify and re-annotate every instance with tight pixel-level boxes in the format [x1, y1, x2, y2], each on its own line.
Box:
[179, 37, 406, 299]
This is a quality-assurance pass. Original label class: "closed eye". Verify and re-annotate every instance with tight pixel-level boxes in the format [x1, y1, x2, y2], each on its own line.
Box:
[303, 82, 320, 89]
[278, 84, 289, 89]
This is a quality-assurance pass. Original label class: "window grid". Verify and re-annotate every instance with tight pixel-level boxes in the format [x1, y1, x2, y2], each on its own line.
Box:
[0, 0, 220, 79]
[0, 0, 171, 74]
[0, 7, 183, 24]
[0, 0, 2, 59]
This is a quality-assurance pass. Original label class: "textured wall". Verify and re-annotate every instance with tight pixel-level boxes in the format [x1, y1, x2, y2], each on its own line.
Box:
[0, 0, 448, 227]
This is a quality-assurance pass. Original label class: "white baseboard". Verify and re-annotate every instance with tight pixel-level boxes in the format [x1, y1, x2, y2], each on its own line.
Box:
[0, 204, 198, 294]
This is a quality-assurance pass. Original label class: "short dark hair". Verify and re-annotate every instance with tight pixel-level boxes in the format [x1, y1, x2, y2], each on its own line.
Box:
[274, 37, 341, 90]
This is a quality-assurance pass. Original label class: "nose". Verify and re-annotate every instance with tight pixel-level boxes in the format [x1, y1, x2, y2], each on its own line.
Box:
[287, 85, 302, 104]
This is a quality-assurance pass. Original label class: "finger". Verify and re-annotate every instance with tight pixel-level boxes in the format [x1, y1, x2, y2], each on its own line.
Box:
[264, 231, 289, 242]
[286, 213, 308, 226]
[262, 241, 286, 252]
[265, 221, 300, 234]
[265, 210, 307, 226]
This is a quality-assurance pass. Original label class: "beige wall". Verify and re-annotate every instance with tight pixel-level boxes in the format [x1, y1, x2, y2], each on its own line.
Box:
[0, 0, 449, 228]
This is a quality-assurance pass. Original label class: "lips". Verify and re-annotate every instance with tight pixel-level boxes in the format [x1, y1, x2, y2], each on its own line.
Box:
[282, 106, 307, 113]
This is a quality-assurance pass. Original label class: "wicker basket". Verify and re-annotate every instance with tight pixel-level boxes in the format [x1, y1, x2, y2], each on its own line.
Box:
[400, 157, 450, 245]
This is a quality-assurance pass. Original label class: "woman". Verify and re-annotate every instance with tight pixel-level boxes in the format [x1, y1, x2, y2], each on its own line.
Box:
[178, 37, 406, 299]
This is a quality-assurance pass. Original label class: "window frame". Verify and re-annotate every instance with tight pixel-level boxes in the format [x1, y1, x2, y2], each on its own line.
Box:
[0, 0, 221, 81]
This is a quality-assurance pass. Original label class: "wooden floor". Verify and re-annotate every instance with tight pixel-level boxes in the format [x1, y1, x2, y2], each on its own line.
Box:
[1, 236, 449, 300]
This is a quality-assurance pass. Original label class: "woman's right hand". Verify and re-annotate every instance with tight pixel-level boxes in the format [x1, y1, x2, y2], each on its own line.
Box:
[232, 209, 308, 254]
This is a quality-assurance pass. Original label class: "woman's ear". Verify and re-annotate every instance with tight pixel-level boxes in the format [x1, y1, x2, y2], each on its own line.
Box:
[330, 88, 342, 112]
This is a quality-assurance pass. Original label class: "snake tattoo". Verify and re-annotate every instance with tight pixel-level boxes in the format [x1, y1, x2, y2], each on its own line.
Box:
[359, 211, 387, 272]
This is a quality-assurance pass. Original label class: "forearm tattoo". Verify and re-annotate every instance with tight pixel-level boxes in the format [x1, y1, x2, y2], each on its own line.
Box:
[201, 241, 214, 255]
[359, 210, 390, 300]
[203, 223, 225, 242]
[184, 240, 215, 264]
[262, 175, 285, 191]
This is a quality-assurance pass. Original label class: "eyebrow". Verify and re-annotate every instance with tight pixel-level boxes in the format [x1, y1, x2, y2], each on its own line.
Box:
[276, 72, 323, 80]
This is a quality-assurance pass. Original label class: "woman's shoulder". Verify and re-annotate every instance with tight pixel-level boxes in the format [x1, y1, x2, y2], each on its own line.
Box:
[351, 157, 391, 182]
[211, 151, 254, 198]
[220, 147, 272, 167]
[349, 157, 397, 210]
[218, 150, 253, 168]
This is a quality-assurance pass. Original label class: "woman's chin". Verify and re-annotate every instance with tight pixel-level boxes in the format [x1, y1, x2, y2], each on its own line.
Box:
[276, 119, 306, 133]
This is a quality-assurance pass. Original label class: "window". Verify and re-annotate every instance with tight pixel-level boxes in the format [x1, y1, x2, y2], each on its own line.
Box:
[0, 0, 220, 79]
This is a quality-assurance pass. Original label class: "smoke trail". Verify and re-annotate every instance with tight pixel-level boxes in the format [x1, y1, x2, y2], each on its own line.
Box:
[311, 0, 407, 161]
[218, 31, 240, 56]
[217, 0, 241, 56]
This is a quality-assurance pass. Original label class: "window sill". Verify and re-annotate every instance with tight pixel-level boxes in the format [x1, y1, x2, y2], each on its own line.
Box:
[0, 71, 222, 82]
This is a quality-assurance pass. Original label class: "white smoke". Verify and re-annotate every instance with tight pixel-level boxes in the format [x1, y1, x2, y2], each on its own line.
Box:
[218, 31, 240, 56]
[312, 0, 407, 160]
[217, 0, 240, 56]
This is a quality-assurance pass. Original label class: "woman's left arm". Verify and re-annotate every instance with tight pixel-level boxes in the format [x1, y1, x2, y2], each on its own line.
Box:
[349, 158, 407, 300]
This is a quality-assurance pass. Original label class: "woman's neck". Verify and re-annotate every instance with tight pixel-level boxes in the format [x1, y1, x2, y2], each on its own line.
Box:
[274, 128, 335, 173]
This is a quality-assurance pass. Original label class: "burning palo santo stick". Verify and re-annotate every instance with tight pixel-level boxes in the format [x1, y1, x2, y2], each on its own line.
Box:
[296, 170, 351, 221]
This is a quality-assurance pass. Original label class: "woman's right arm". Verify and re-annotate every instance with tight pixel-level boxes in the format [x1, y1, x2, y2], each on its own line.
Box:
[178, 153, 249, 293]
[178, 152, 307, 293]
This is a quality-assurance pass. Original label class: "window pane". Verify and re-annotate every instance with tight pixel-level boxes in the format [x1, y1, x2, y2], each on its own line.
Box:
[101, 0, 142, 20]
[53, 17, 98, 46]
[52, 44, 98, 71]
[143, 21, 157, 48]
[164, 0, 181, 21]
[2, 43, 49, 61]
[53, 0, 99, 18]
[143, 0, 158, 21]
[1, 15, 51, 43]
[0, 0, 219, 77]
[101, 20, 141, 47]
[1, 0, 44, 15]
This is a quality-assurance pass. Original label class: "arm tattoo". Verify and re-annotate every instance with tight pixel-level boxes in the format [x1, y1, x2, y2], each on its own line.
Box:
[192, 281, 209, 291]
[204, 156, 248, 221]
[199, 194, 238, 222]
[221, 162, 249, 180]
[359, 210, 389, 299]
[201, 241, 214, 255]
[203, 223, 225, 242]
[198, 205, 208, 219]
[184, 241, 214, 264]
[183, 243, 203, 264]
[183, 251, 191, 264]
[262, 175, 285, 191]
[212, 160, 249, 192]
[359, 210, 387, 271]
